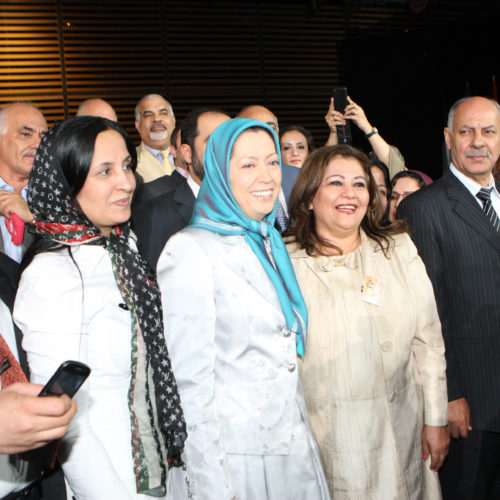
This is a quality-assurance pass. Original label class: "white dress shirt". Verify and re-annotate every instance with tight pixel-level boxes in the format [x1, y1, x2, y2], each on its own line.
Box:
[144, 144, 175, 167]
[0, 177, 26, 263]
[186, 175, 200, 198]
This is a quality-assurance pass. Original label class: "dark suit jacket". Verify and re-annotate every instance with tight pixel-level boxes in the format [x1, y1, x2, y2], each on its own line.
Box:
[281, 163, 299, 207]
[0, 225, 35, 263]
[0, 253, 25, 374]
[133, 179, 195, 270]
[398, 169, 500, 431]
[138, 170, 185, 203]
[131, 170, 185, 220]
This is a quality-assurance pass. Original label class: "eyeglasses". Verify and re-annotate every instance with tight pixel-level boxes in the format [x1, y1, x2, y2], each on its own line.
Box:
[390, 191, 417, 202]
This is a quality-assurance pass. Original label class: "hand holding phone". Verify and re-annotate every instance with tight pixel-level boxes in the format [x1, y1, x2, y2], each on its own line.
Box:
[332, 87, 352, 144]
[19, 361, 90, 468]
[39, 360, 91, 398]
[0, 383, 76, 454]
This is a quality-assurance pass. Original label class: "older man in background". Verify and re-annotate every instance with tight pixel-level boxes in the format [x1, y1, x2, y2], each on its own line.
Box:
[76, 98, 117, 121]
[237, 104, 279, 133]
[0, 102, 47, 262]
[134, 93, 176, 182]
[133, 108, 230, 269]
[399, 96, 500, 500]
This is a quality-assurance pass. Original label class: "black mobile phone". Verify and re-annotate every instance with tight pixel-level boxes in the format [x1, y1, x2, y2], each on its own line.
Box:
[332, 87, 352, 144]
[20, 361, 90, 469]
[39, 360, 91, 398]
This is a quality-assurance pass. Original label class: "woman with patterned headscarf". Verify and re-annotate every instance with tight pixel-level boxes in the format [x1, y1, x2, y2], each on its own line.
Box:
[156, 118, 330, 500]
[14, 117, 186, 499]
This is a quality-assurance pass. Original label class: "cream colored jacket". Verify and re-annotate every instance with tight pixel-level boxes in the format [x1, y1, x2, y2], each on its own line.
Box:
[288, 231, 447, 500]
[136, 142, 174, 182]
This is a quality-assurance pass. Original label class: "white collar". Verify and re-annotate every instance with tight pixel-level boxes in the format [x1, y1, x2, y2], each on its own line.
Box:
[187, 174, 200, 198]
[449, 163, 499, 202]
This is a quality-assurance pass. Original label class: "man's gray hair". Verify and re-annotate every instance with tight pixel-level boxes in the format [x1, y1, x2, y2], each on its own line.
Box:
[447, 96, 500, 132]
[0, 101, 41, 135]
[134, 94, 174, 122]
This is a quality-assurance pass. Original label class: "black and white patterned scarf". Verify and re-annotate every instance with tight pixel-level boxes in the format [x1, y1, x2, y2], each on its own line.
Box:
[28, 122, 186, 495]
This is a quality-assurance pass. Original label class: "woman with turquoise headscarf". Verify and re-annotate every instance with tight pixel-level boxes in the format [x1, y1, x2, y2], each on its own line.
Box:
[157, 118, 330, 500]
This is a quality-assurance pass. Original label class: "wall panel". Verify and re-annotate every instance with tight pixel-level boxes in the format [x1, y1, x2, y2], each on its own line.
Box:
[60, 1, 168, 132]
[0, 0, 495, 172]
[0, 0, 64, 125]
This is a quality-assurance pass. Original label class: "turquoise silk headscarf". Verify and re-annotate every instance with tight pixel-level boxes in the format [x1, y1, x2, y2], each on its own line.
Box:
[190, 118, 307, 356]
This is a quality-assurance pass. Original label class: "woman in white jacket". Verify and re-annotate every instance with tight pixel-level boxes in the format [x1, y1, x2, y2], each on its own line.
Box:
[14, 117, 186, 499]
[156, 118, 330, 500]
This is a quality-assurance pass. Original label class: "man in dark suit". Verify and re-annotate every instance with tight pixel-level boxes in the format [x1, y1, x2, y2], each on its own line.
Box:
[398, 96, 500, 500]
[133, 108, 230, 269]
[132, 125, 189, 209]
[134, 94, 177, 182]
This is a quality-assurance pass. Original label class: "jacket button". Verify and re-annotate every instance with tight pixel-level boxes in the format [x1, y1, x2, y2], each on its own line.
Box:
[389, 392, 397, 402]
[283, 328, 291, 337]
[288, 363, 296, 372]
[381, 341, 392, 352]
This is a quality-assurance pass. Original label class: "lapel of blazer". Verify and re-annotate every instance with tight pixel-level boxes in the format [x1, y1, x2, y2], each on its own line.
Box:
[137, 142, 154, 163]
[224, 234, 283, 309]
[296, 231, 382, 292]
[358, 231, 382, 281]
[287, 244, 332, 291]
[443, 170, 500, 254]
[173, 181, 196, 224]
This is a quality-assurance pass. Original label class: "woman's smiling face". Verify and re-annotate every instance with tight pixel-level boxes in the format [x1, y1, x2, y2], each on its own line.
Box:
[280, 130, 309, 168]
[76, 129, 135, 236]
[229, 129, 281, 221]
[310, 156, 369, 241]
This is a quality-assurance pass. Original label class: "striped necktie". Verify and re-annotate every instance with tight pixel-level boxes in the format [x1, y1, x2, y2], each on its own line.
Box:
[476, 187, 500, 232]
[274, 201, 289, 234]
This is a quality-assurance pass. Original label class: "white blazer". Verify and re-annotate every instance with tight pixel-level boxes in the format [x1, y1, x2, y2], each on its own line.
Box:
[14, 242, 167, 500]
[157, 227, 329, 500]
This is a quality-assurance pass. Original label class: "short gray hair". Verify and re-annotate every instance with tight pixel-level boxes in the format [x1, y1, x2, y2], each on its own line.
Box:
[447, 96, 500, 132]
[0, 101, 42, 135]
[134, 94, 174, 122]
